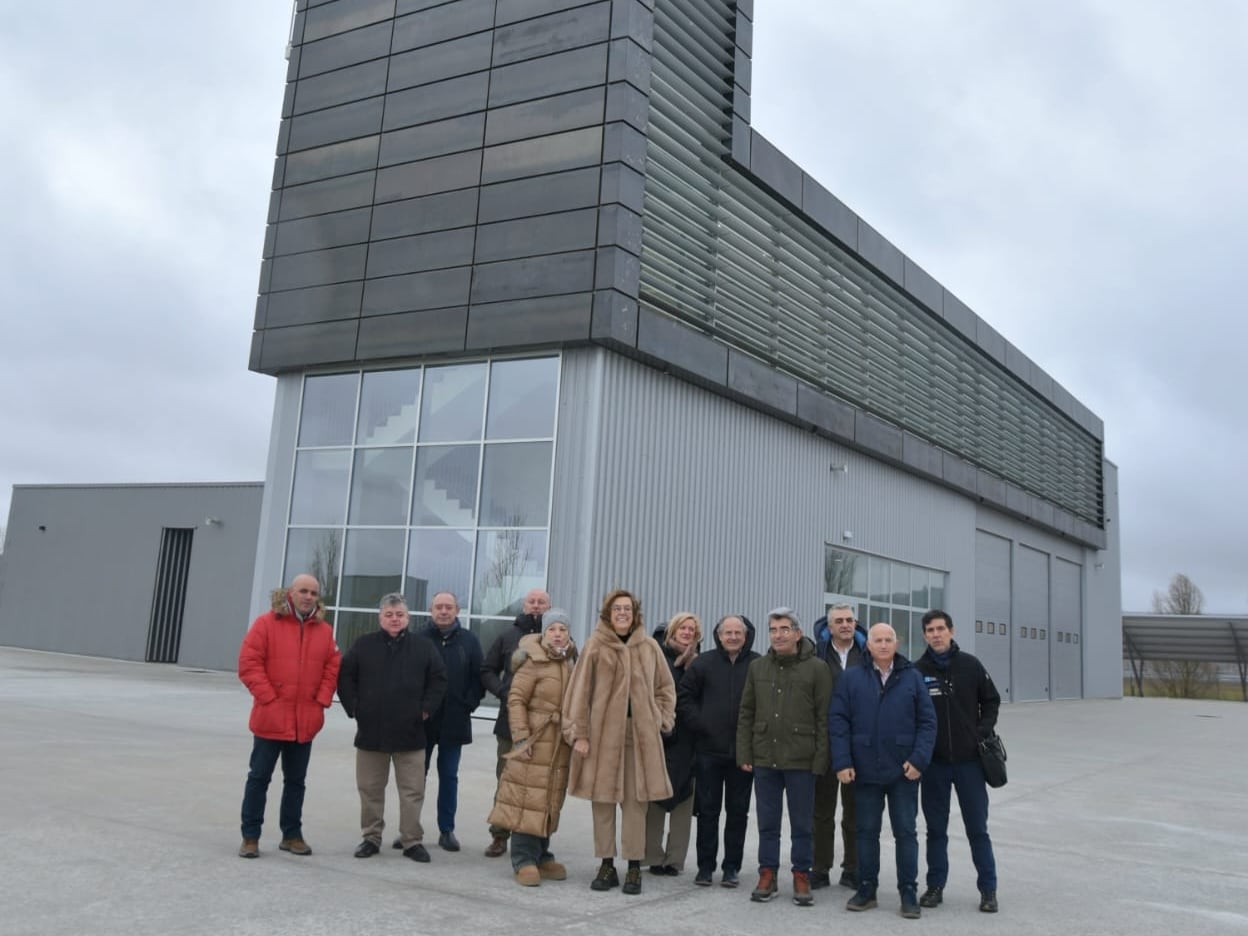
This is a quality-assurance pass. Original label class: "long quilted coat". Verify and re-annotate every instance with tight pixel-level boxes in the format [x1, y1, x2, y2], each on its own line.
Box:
[487, 634, 576, 837]
[563, 618, 676, 803]
[238, 589, 341, 742]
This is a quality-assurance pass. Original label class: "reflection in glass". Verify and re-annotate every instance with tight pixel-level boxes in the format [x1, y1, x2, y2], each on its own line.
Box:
[283, 528, 343, 607]
[929, 570, 946, 609]
[348, 447, 413, 526]
[825, 549, 860, 598]
[406, 529, 473, 612]
[485, 357, 558, 439]
[299, 373, 358, 446]
[290, 449, 351, 525]
[335, 610, 379, 656]
[911, 570, 930, 609]
[357, 368, 421, 445]
[472, 529, 546, 616]
[479, 442, 551, 527]
[419, 363, 486, 442]
[412, 445, 479, 526]
[339, 529, 405, 608]
[869, 560, 889, 603]
[891, 562, 910, 605]
[892, 608, 910, 658]
[910, 610, 926, 660]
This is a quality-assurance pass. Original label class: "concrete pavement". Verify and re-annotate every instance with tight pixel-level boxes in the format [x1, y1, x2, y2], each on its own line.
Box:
[1, 647, 1245, 936]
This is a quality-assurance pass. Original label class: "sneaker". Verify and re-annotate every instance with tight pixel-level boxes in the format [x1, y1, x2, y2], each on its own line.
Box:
[694, 869, 714, 886]
[353, 840, 380, 858]
[900, 888, 921, 919]
[750, 868, 778, 903]
[720, 869, 740, 888]
[979, 890, 999, 913]
[538, 860, 567, 880]
[838, 869, 858, 889]
[792, 870, 814, 907]
[238, 838, 259, 859]
[403, 843, 431, 863]
[919, 886, 943, 908]
[278, 837, 312, 856]
[515, 865, 541, 887]
[810, 870, 831, 890]
[622, 866, 643, 895]
[438, 831, 460, 852]
[485, 835, 508, 858]
[590, 861, 619, 891]
[846, 888, 878, 911]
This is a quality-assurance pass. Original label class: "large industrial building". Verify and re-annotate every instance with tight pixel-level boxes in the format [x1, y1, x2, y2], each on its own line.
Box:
[0, 0, 1121, 699]
[242, 0, 1121, 701]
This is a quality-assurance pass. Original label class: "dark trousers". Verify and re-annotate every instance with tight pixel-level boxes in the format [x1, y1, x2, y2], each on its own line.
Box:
[424, 740, 463, 834]
[813, 769, 857, 874]
[921, 760, 998, 892]
[240, 736, 312, 840]
[694, 753, 754, 874]
[753, 767, 816, 873]
[510, 832, 554, 872]
[854, 777, 919, 895]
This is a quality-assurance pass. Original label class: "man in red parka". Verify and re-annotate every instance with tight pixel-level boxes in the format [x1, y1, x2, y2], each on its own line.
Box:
[237, 573, 341, 858]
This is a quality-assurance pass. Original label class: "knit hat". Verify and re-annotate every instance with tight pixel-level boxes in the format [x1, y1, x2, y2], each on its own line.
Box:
[542, 608, 571, 630]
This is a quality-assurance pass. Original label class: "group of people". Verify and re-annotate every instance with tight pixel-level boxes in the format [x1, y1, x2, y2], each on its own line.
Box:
[236, 575, 1001, 919]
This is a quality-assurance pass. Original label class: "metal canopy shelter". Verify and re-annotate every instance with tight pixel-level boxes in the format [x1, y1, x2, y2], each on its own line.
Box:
[1122, 614, 1248, 701]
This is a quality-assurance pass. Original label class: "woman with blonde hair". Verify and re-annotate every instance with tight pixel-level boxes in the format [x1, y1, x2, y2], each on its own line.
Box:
[645, 612, 702, 876]
[564, 589, 676, 895]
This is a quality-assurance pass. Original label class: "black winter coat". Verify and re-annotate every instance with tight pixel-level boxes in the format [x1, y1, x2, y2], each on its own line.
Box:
[653, 628, 696, 810]
[915, 642, 1001, 764]
[676, 618, 760, 760]
[421, 620, 485, 746]
[482, 613, 543, 739]
[338, 629, 447, 752]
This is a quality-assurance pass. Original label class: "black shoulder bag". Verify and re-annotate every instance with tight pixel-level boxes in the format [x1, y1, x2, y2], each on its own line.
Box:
[939, 674, 1008, 788]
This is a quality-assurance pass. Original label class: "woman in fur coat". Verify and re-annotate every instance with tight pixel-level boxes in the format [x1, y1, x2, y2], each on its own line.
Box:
[487, 609, 577, 886]
[644, 612, 701, 875]
[564, 589, 676, 896]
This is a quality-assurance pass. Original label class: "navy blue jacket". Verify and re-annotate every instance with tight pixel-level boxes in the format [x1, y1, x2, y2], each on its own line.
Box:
[421, 619, 484, 746]
[829, 652, 936, 785]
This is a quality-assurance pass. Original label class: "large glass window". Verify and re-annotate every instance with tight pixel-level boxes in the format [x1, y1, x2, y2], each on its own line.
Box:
[283, 356, 559, 649]
[824, 547, 948, 661]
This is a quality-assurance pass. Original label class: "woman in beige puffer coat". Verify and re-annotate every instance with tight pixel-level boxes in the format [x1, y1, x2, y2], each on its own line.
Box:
[488, 609, 577, 886]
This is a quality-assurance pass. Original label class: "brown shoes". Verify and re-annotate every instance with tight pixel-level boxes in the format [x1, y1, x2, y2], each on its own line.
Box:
[515, 865, 541, 886]
[538, 860, 567, 880]
[238, 838, 259, 859]
[793, 870, 814, 906]
[751, 868, 777, 902]
[278, 837, 312, 856]
[484, 835, 508, 857]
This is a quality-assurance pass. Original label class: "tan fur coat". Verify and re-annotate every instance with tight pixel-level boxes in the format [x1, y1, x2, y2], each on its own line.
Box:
[488, 634, 575, 838]
[563, 619, 676, 803]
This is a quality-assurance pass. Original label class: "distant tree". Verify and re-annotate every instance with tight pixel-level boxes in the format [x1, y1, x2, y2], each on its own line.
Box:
[1149, 573, 1216, 699]
[1151, 573, 1204, 615]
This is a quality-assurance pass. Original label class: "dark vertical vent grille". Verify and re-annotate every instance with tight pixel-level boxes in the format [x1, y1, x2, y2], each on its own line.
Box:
[146, 528, 194, 664]
[640, 0, 1103, 526]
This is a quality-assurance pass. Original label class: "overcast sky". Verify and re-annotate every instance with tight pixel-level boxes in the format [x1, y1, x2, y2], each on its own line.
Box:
[1, 1, 1243, 612]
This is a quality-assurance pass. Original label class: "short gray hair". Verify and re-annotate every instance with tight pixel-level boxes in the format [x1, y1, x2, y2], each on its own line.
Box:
[379, 593, 407, 610]
[768, 606, 800, 629]
[827, 602, 855, 616]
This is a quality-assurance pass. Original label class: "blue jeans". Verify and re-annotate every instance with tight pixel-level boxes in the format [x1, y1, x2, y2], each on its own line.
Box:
[695, 752, 754, 874]
[854, 777, 919, 895]
[424, 741, 463, 834]
[753, 767, 816, 872]
[921, 760, 997, 892]
[240, 736, 312, 840]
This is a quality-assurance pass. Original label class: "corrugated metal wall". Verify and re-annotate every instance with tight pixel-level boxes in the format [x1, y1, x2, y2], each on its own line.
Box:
[549, 348, 976, 644]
